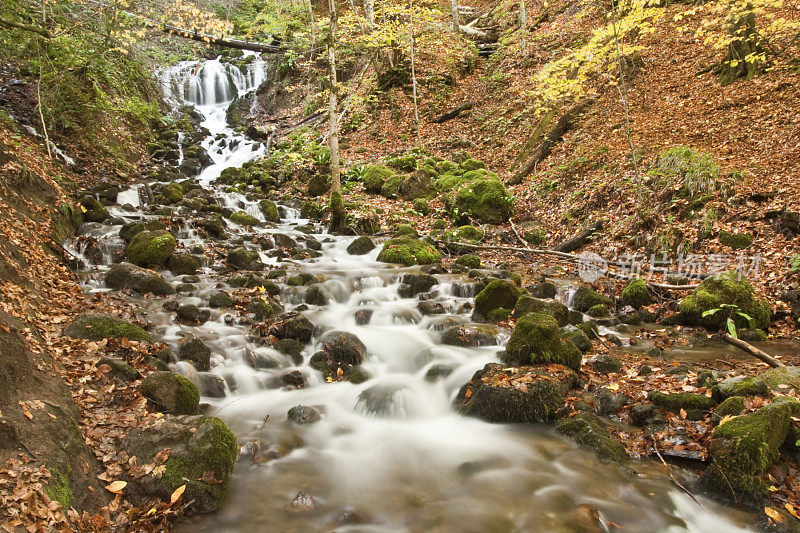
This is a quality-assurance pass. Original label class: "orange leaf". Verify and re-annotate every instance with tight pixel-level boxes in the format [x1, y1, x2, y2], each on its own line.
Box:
[170, 484, 186, 505]
[785, 503, 800, 520]
[765, 507, 783, 522]
[679, 408, 687, 420]
[105, 480, 127, 494]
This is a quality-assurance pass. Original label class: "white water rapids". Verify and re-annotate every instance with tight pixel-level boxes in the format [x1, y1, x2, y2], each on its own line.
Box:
[67, 53, 756, 532]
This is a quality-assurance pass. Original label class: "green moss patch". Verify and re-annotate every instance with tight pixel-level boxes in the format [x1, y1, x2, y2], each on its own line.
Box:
[377, 236, 440, 266]
[500, 313, 582, 371]
[677, 271, 771, 331]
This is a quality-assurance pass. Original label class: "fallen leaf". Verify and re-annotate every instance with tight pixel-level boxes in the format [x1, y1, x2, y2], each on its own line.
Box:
[105, 480, 127, 494]
[765, 507, 783, 522]
[170, 484, 186, 505]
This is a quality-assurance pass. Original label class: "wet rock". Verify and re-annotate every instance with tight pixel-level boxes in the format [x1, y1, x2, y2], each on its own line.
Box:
[473, 279, 522, 321]
[304, 285, 332, 306]
[499, 313, 582, 371]
[199, 214, 227, 239]
[148, 356, 170, 371]
[273, 339, 304, 364]
[455, 363, 577, 423]
[227, 247, 262, 270]
[398, 273, 438, 298]
[199, 373, 226, 398]
[124, 415, 236, 512]
[425, 364, 454, 382]
[346, 236, 375, 255]
[514, 295, 569, 325]
[97, 357, 140, 381]
[712, 376, 768, 401]
[249, 298, 280, 320]
[126, 230, 177, 267]
[620, 278, 653, 308]
[80, 195, 109, 222]
[556, 412, 629, 462]
[677, 271, 771, 332]
[105, 262, 175, 295]
[376, 236, 440, 266]
[440, 324, 498, 347]
[119, 219, 166, 242]
[287, 272, 317, 286]
[287, 491, 317, 512]
[229, 210, 262, 226]
[571, 286, 613, 313]
[141, 372, 199, 415]
[455, 254, 482, 269]
[280, 370, 306, 388]
[595, 387, 629, 416]
[702, 402, 792, 501]
[417, 301, 446, 315]
[649, 391, 716, 420]
[176, 283, 195, 293]
[318, 331, 367, 365]
[259, 199, 280, 222]
[168, 252, 201, 275]
[177, 304, 210, 324]
[354, 309, 373, 325]
[208, 291, 235, 308]
[270, 312, 314, 343]
[528, 281, 557, 299]
[65, 314, 150, 341]
[287, 405, 321, 424]
[355, 384, 413, 417]
[179, 337, 212, 371]
[273, 233, 297, 249]
[586, 354, 621, 374]
[629, 402, 667, 432]
[587, 304, 609, 318]
[562, 327, 592, 353]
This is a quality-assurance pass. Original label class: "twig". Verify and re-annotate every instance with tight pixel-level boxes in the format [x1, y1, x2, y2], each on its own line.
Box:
[719, 333, 785, 368]
[651, 436, 706, 509]
[37, 49, 51, 160]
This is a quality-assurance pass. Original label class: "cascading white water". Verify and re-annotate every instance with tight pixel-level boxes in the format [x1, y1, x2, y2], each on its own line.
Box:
[68, 54, 758, 532]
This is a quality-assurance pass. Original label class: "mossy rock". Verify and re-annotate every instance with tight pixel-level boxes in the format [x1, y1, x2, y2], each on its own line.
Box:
[556, 412, 629, 462]
[649, 391, 716, 419]
[377, 236, 440, 266]
[760, 366, 800, 391]
[702, 402, 792, 503]
[713, 396, 746, 422]
[362, 164, 394, 193]
[440, 225, 483, 254]
[571, 286, 612, 313]
[621, 278, 652, 308]
[229, 210, 262, 226]
[97, 357, 139, 381]
[163, 183, 184, 204]
[208, 291, 235, 308]
[385, 153, 418, 172]
[474, 280, 522, 320]
[452, 177, 513, 224]
[105, 263, 174, 295]
[259, 199, 280, 222]
[80, 195, 109, 222]
[500, 313, 582, 371]
[712, 376, 768, 401]
[124, 415, 236, 513]
[317, 331, 368, 365]
[179, 337, 211, 371]
[248, 298, 277, 320]
[455, 363, 576, 423]
[562, 328, 592, 352]
[586, 354, 622, 373]
[227, 247, 261, 270]
[269, 312, 314, 342]
[523, 227, 546, 246]
[119, 220, 166, 242]
[677, 271, 771, 331]
[346, 236, 375, 255]
[168, 252, 201, 276]
[381, 174, 406, 198]
[587, 304, 609, 318]
[719, 230, 753, 249]
[65, 314, 150, 342]
[300, 201, 325, 219]
[455, 254, 481, 268]
[514, 295, 569, 325]
[126, 230, 177, 267]
[459, 158, 487, 172]
[141, 372, 200, 415]
[412, 198, 430, 215]
[394, 224, 419, 237]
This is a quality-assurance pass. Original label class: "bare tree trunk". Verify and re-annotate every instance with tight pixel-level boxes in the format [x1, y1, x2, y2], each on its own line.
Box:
[410, 0, 420, 141]
[307, 0, 317, 55]
[451, 0, 459, 33]
[364, 0, 374, 29]
[519, 0, 527, 57]
[327, 0, 345, 233]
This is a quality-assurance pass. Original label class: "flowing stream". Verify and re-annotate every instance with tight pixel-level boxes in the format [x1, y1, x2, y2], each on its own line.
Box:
[69, 54, 757, 532]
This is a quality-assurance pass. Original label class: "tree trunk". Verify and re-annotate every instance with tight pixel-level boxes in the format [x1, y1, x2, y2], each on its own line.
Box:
[451, 0, 459, 33]
[519, 0, 527, 57]
[410, 0, 420, 139]
[716, 2, 763, 85]
[364, 0, 375, 28]
[552, 220, 603, 253]
[307, 0, 317, 55]
[327, 0, 345, 233]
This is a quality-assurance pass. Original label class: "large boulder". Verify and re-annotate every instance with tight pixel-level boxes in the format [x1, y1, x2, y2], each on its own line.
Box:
[362, 164, 394, 194]
[455, 363, 576, 423]
[141, 372, 200, 415]
[556, 412, 629, 462]
[269, 312, 314, 342]
[702, 402, 793, 502]
[105, 262, 175, 295]
[126, 230, 177, 267]
[398, 273, 438, 298]
[124, 415, 236, 513]
[571, 286, 612, 313]
[399, 169, 435, 200]
[452, 177, 513, 224]
[474, 279, 522, 321]
[499, 313, 582, 371]
[377, 236, 440, 266]
[227, 247, 261, 270]
[347, 236, 376, 255]
[318, 331, 367, 365]
[65, 314, 150, 341]
[179, 336, 212, 371]
[677, 271, 771, 331]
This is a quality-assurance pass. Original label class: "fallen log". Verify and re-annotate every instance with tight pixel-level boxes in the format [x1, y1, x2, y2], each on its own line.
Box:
[719, 333, 785, 368]
[552, 220, 603, 253]
[163, 25, 283, 53]
[509, 97, 595, 184]
[432, 102, 474, 123]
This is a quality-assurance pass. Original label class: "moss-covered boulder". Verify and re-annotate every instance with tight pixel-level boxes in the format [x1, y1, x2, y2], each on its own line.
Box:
[269, 312, 314, 342]
[80, 195, 109, 222]
[702, 402, 792, 502]
[65, 314, 150, 342]
[317, 331, 367, 365]
[227, 247, 261, 270]
[556, 412, 629, 462]
[571, 286, 612, 313]
[455, 254, 481, 268]
[500, 313, 582, 371]
[141, 372, 199, 415]
[677, 271, 771, 331]
[124, 415, 236, 513]
[229, 210, 262, 226]
[377, 236, 440, 266]
[249, 297, 279, 320]
[440, 225, 483, 254]
[587, 304, 609, 317]
[208, 291, 235, 308]
[119, 219, 166, 242]
[474, 280, 522, 321]
[381, 174, 405, 198]
[347, 236, 376, 255]
[760, 366, 800, 391]
[712, 376, 768, 401]
[105, 263, 175, 295]
[397, 273, 438, 298]
[163, 183, 184, 204]
[713, 396, 746, 422]
[440, 324, 498, 347]
[259, 199, 280, 222]
[621, 278, 652, 308]
[168, 252, 201, 276]
[649, 391, 716, 420]
[455, 363, 576, 423]
[452, 177, 513, 224]
[179, 337, 212, 371]
[126, 230, 177, 267]
[562, 328, 592, 353]
[719, 230, 753, 249]
[362, 164, 394, 193]
[514, 295, 569, 325]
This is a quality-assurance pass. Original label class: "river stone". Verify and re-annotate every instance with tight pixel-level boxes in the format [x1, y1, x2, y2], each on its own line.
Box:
[270, 312, 314, 342]
[305, 285, 332, 306]
[440, 324, 498, 347]
[65, 314, 150, 341]
[176, 304, 210, 325]
[629, 402, 667, 432]
[474, 279, 522, 321]
[455, 363, 577, 423]
[677, 271, 771, 332]
[168, 252, 201, 275]
[760, 366, 800, 391]
[398, 273, 438, 298]
[712, 376, 768, 401]
[528, 281, 557, 299]
[586, 354, 622, 373]
[287, 405, 322, 425]
[355, 384, 413, 418]
[556, 412, 629, 462]
[123, 415, 236, 513]
[376, 236, 440, 266]
[274, 233, 297, 249]
[199, 214, 227, 239]
[595, 387, 630, 416]
[417, 301, 446, 315]
[562, 327, 592, 353]
[274, 339, 305, 364]
[249, 298, 279, 320]
[141, 372, 199, 415]
[198, 373, 226, 398]
[179, 336, 212, 371]
[571, 286, 613, 313]
[318, 331, 367, 365]
[649, 391, 716, 420]
[514, 295, 569, 325]
[126, 230, 177, 267]
[347, 236, 376, 255]
[97, 357, 140, 381]
[499, 313, 582, 372]
[227, 247, 261, 270]
[208, 291, 235, 308]
[105, 262, 175, 295]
